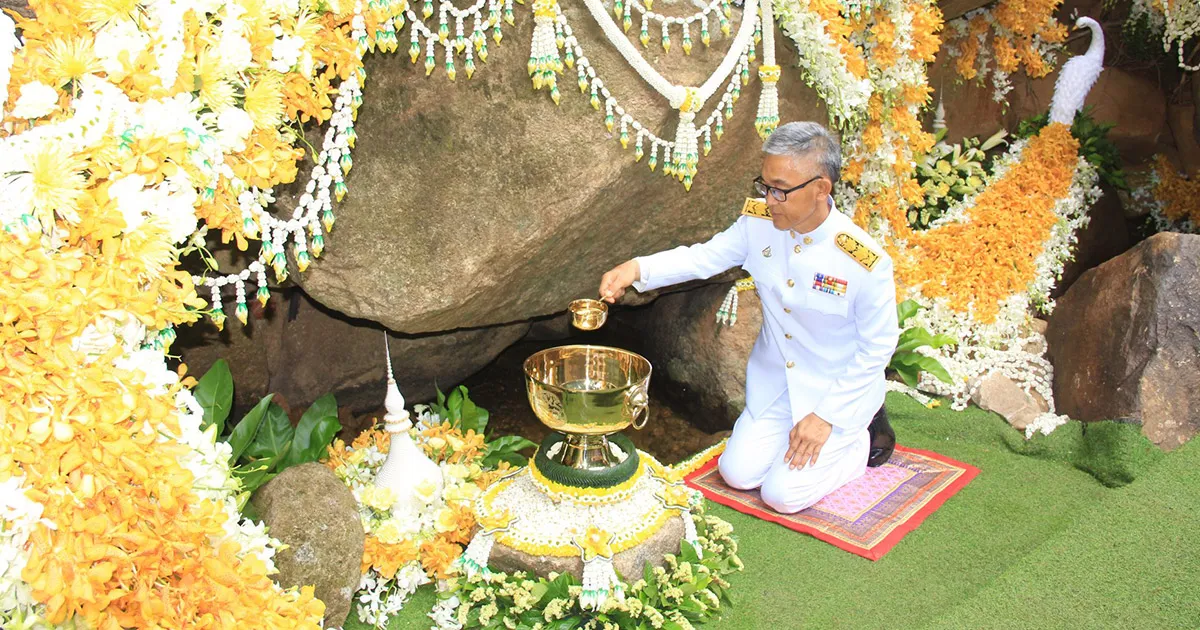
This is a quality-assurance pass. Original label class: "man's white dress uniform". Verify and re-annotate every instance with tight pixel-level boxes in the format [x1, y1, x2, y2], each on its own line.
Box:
[632, 199, 900, 513]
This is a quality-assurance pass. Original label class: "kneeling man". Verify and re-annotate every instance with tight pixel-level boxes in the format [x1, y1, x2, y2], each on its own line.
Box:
[598, 122, 899, 513]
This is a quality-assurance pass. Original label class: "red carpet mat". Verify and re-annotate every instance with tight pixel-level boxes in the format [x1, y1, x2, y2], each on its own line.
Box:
[684, 443, 979, 560]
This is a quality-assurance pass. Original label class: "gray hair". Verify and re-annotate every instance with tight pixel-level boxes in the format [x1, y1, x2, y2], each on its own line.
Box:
[762, 122, 842, 184]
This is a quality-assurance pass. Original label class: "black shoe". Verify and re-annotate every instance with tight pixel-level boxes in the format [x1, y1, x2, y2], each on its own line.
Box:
[867, 404, 895, 468]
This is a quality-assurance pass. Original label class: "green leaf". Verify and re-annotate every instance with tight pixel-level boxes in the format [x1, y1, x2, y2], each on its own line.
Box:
[482, 435, 538, 468]
[447, 386, 464, 416]
[897, 328, 938, 352]
[891, 350, 926, 367]
[195, 359, 233, 435]
[913, 355, 954, 385]
[244, 402, 294, 462]
[896, 299, 921, 326]
[234, 439, 291, 494]
[894, 364, 920, 388]
[227, 394, 274, 463]
[459, 392, 489, 435]
[680, 539, 701, 564]
[545, 617, 583, 630]
[281, 393, 341, 468]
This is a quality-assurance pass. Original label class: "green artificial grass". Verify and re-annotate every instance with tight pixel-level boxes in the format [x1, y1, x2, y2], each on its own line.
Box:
[1002, 418, 1165, 487]
[344, 393, 1195, 630]
[922, 438, 1200, 629]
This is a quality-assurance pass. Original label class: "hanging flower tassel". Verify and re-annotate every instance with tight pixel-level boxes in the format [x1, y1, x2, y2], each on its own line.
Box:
[575, 526, 624, 611]
[528, 0, 563, 101]
[716, 277, 755, 327]
[454, 509, 516, 578]
[455, 532, 496, 578]
[672, 88, 702, 190]
[755, 0, 779, 139]
[208, 285, 226, 331]
[682, 511, 704, 559]
[755, 65, 780, 138]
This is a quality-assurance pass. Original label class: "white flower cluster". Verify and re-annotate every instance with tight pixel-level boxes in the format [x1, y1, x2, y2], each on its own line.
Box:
[481, 467, 673, 555]
[1157, 0, 1199, 71]
[774, 0, 872, 126]
[0, 477, 51, 629]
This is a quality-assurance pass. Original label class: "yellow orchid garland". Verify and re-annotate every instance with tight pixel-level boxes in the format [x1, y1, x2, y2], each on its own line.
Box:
[0, 0, 398, 626]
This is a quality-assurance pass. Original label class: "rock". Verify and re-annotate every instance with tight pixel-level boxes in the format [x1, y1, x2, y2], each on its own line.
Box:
[1012, 69, 1166, 164]
[174, 290, 286, 413]
[1167, 104, 1200, 176]
[618, 281, 757, 433]
[925, 55, 1009, 145]
[522, 313, 575, 342]
[1052, 189, 1131, 297]
[487, 513, 685, 580]
[937, 0, 993, 20]
[0, 0, 33, 18]
[178, 289, 530, 417]
[1118, 164, 1157, 219]
[970, 372, 1049, 432]
[269, 291, 530, 414]
[252, 463, 365, 629]
[289, 8, 828, 334]
[1046, 233, 1200, 450]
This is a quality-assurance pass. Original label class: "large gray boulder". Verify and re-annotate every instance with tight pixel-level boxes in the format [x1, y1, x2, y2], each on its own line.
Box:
[1047, 232, 1200, 450]
[177, 289, 529, 415]
[290, 6, 828, 333]
[618, 280, 758, 433]
[252, 463, 366, 629]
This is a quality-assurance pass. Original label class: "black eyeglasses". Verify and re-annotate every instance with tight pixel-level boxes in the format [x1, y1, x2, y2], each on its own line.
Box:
[753, 175, 823, 202]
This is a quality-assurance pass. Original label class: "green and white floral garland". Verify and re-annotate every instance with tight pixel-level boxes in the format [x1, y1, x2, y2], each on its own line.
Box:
[427, 507, 743, 630]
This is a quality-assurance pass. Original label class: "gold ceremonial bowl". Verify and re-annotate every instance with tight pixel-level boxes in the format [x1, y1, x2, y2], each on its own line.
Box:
[568, 299, 608, 331]
[524, 345, 651, 436]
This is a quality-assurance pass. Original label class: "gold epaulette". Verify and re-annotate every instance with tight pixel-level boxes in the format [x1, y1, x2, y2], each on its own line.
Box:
[834, 232, 881, 271]
[741, 197, 772, 219]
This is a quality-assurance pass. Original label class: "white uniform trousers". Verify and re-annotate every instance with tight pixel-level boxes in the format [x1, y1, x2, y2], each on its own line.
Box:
[718, 391, 870, 514]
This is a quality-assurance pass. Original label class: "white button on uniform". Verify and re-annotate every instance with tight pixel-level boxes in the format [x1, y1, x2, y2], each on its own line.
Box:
[786, 361, 795, 368]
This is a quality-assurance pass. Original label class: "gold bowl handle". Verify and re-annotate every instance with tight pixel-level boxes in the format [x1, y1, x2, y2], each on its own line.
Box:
[626, 384, 650, 430]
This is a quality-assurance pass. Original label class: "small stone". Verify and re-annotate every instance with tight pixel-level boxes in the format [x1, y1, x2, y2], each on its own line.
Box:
[252, 463, 365, 629]
[971, 372, 1049, 433]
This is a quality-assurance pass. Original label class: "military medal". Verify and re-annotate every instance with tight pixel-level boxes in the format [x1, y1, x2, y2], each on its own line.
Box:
[813, 272, 847, 297]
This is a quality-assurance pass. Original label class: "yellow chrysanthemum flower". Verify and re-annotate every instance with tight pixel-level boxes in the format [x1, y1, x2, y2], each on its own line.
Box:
[26, 144, 89, 228]
[43, 36, 103, 87]
[79, 0, 141, 28]
[243, 73, 285, 129]
[195, 50, 237, 111]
